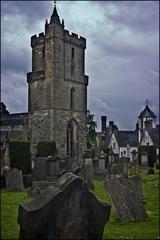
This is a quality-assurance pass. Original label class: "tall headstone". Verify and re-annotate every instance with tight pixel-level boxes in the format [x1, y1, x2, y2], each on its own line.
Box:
[81, 150, 94, 191]
[98, 151, 107, 169]
[105, 174, 148, 221]
[18, 172, 111, 240]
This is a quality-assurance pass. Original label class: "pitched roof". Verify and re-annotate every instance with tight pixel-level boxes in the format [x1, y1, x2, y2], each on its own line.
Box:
[138, 105, 156, 118]
[1, 113, 28, 126]
[50, 6, 60, 24]
[116, 131, 138, 147]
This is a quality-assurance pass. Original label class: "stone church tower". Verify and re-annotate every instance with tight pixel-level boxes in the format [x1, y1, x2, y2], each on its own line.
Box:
[27, 5, 88, 169]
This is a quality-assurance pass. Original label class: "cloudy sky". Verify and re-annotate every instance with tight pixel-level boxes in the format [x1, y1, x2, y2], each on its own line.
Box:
[1, 0, 159, 131]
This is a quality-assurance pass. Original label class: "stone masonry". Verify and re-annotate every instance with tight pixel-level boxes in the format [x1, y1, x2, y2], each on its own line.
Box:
[27, 6, 89, 169]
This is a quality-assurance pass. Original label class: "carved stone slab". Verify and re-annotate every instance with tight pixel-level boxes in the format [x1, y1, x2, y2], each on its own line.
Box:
[18, 172, 111, 239]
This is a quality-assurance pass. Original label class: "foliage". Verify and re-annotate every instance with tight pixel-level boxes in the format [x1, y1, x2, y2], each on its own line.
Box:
[36, 141, 58, 157]
[9, 142, 31, 174]
[138, 145, 157, 167]
[87, 110, 97, 149]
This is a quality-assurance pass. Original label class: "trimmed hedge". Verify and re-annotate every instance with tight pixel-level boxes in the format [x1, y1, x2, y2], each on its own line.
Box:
[36, 142, 58, 157]
[9, 142, 31, 174]
[138, 145, 157, 167]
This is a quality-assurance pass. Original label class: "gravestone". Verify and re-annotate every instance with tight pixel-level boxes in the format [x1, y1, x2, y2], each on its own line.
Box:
[81, 150, 94, 191]
[18, 172, 111, 240]
[141, 154, 148, 166]
[5, 168, 24, 191]
[121, 157, 128, 176]
[128, 175, 143, 201]
[33, 157, 47, 181]
[110, 164, 123, 175]
[98, 151, 107, 169]
[46, 156, 60, 181]
[105, 174, 148, 221]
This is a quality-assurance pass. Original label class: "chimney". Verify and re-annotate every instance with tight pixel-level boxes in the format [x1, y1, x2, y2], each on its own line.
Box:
[113, 124, 118, 133]
[109, 121, 114, 126]
[101, 116, 107, 133]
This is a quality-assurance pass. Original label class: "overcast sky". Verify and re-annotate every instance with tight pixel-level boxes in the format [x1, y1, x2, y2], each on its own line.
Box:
[1, 0, 159, 131]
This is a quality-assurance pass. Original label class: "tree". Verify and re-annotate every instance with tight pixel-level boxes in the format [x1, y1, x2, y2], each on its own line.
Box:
[87, 110, 97, 149]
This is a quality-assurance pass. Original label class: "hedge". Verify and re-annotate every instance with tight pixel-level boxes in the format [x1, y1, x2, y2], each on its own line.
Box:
[9, 142, 31, 174]
[36, 142, 58, 157]
[138, 145, 157, 167]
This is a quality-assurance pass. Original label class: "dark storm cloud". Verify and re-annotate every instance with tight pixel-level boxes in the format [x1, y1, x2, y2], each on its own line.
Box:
[1, 47, 30, 74]
[1, 1, 159, 130]
[95, 0, 159, 32]
[1, 1, 51, 26]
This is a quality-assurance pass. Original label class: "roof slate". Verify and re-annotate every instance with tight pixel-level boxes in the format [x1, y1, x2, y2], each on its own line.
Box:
[138, 105, 156, 118]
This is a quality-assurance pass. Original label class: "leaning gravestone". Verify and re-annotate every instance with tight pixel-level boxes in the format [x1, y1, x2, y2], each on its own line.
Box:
[105, 174, 148, 221]
[18, 172, 111, 240]
[128, 175, 144, 201]
[5, 168, 24, 191]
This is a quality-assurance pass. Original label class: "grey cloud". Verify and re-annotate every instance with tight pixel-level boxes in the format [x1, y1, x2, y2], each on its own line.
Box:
[1, 47, 30, 75]
[1, 1, 51, 27]
[1, 1, 159, 129]
[94, 1, 159, 32]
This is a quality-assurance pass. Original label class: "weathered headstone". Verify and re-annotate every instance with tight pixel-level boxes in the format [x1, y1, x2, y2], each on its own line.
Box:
[110, 164, 123, 175]
[105, 174, 148, 221]
[121, 157, 128, 176]
[18, 172, 111, 240]
[98, 151, 107, 169]
[81, 150, 94, 191]
[46, 156, 60, 181]
[128, 175, 143, 201]
[33, 157, 47, 181]
[131, 150, 138, 175]
[5, 168, 24, 191]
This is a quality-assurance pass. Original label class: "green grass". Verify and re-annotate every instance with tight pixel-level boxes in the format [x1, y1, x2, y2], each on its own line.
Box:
[1, 190, 31, 240]
[1, 168, 159, 239]
[94, 169, 160, 240]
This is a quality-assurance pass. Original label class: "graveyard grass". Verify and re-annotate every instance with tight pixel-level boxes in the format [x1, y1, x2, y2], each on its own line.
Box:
[1, 168, 159, 240]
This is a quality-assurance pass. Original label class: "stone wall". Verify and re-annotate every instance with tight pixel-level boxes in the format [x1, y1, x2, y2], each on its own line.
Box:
[28, 11, 88, 169]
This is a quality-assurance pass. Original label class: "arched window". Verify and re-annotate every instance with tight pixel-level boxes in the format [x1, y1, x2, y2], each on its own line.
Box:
[66, 119, 78, 161]
[70, 88, 75, 109]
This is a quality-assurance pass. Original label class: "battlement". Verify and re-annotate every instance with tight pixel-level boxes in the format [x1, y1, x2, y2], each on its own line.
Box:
[27, 71, 45, 83]
[64, 30, 86, 48]
[31, 32, 45, 47]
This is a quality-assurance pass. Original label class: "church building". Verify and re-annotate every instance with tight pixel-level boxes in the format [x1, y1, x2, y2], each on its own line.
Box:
[1, 4, 89, 170]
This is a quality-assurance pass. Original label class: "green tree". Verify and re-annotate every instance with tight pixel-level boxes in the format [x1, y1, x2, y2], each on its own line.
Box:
[87, 110, 97, 149]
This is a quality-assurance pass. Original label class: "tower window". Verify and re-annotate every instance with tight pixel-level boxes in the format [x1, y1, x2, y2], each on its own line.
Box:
[42, 47, 45, 58]
[66, 119, 78, 160]
[70, 88, 75, 109]
[72, 47, 75, 58]
[71, 64, 74, 75]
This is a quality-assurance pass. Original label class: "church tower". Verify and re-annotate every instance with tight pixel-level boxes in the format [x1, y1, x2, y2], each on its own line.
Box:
[27, 4, 88, 169]
[137, 100, 156, 143]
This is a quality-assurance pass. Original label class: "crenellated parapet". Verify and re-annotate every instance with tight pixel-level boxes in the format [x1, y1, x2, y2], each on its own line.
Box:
[27, 71, 45, 83]
[31, 33, 45, 47]
[64, 30, 86, 48]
